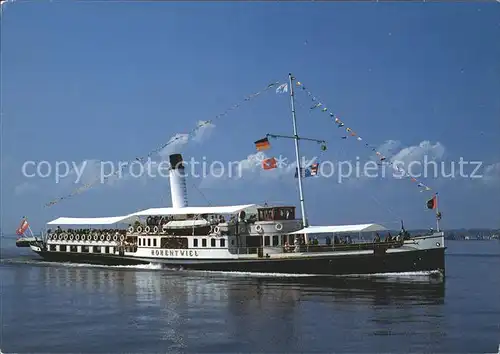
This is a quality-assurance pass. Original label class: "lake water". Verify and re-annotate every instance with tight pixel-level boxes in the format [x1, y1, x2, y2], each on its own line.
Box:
[1, 237, 499, 353]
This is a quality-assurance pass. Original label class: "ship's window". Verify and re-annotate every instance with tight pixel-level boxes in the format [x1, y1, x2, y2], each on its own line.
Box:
[82, 246, 89, 253]
[147, 238, 151, 247]
[105, 246, 110, 254]
[160, 237, 188, 249]
[231, 239, 235, 245]
[60, 245, 67, 252]
[264, 235, 270, 246]
[220, 238, 226, 247]
[94, 246, 101, 253]
[211, 238, 216, 247]
[153, 238, 157, 247]
[138, 238, 141, 246]
[193, 238, 198, 247]
[70, 245, 77, 252]
[272, 235, 279, 246]
[50, 244, 56, 251]
[202, 239, 207, 247]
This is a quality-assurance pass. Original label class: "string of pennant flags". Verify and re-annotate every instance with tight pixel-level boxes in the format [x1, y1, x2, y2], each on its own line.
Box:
[45, 81, 281, 208]
[271, 79, 433, 194]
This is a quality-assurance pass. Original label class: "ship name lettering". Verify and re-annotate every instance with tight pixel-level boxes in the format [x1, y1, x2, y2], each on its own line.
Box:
[150, 249, 199, 257]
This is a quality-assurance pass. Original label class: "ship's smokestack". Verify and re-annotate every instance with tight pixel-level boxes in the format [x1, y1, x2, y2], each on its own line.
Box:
[169, 153, 188, 208]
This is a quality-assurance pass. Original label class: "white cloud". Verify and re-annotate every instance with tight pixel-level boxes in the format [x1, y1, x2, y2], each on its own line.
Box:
[159, 121, 215, 159]
[14, 182, 38, 195]
[373, 140, 445, 178]
[483, 162, 500, 185]
[199, 152, 316, 189]
[383, 140, 445, 165]
[394, 141, 444, 163]
[54, 120, 217, 193]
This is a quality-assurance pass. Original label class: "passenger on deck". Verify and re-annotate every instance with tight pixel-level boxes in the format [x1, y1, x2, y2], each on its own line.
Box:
[313, 237, 319, 245]
[294, 237, 300, 252]
[386, 232, 392, 242]
[374, 232, 381, 243]
[334, 235, 340, 245]
[325, 235, 332, 246]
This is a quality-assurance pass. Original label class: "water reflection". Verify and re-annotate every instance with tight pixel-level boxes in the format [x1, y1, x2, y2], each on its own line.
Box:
[4, 264, 446, 353]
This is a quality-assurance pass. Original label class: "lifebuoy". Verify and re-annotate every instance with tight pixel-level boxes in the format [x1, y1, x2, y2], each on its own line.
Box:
[87, 234, 92, 241]
[145, 226, 151, 234]
[153, 226, 159, 234]
[255, 225, 263, 233]
[69, 234, 74, 241]
[136, 226, 143, 234]
[113, 235, 118, 241]
[75, 234, 80, 241]
[100, 234, 104, 241]
[128, 226, 134, 233]
[93, 234, 98, 241]
[106, 234, 111, 241]
[63, 233, 68, 241]
[214, 226, 220, 235]
[120, 235, 124, 241]
[275, 223, 283, 231]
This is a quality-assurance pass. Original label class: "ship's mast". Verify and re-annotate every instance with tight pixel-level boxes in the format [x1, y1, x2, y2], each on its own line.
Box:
[288, 73, 308, 228]
[266, 73, 325, 230]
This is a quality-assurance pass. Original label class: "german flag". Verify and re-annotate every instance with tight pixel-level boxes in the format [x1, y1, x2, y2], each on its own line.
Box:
[427, 195, 437, 209]
[254, 137, 270, 151]
[262, 157, 277, 170]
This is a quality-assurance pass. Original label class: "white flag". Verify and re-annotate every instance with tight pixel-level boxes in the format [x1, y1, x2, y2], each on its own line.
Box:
[276, 83, 288, 94]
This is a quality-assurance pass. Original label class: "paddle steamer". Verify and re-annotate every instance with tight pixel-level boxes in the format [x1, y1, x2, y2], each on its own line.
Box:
[26, 74, 446, 276]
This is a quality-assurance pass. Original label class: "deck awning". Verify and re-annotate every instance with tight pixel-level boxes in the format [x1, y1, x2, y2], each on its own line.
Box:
[165, 219, 210, 228]
[47, 215, 135, 226]
[132, 204, 259, 217]
[46, 204, 260, 226]
[289, 224, 387, 234]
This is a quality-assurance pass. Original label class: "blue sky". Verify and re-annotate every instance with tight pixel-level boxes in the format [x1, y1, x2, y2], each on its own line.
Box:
[1, 1, 499, 232]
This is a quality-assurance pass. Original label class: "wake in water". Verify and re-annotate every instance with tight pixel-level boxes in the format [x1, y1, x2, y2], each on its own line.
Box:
[1, 257, 164, 271]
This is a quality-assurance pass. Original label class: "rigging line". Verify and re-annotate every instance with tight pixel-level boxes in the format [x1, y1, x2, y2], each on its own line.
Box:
[368, 193, 402, 224]
[294, 79, 434, 194]
[189, 180, 212, 206]
[295, 94, 403, 224]
[44, 80, 281, 208]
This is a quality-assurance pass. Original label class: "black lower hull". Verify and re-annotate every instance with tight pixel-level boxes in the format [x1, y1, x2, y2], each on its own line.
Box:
[33, 247, 446, 277]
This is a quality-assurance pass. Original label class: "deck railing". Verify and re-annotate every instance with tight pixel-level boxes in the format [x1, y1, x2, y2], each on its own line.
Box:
[231, 240, 405, 256]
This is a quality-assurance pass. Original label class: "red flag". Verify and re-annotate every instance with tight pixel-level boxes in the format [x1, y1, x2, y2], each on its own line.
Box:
[16, 218, 29, 236]
[262, 157, 277, 170]
[426, 195, 437, 210]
